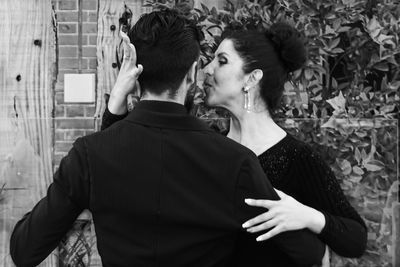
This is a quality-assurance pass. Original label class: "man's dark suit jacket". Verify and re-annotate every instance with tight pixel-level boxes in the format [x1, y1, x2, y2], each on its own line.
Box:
[10, 101, 324, 267]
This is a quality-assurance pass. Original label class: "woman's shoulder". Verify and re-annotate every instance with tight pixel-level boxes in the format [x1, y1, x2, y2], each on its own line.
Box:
[266, 133, 310, 158]
[283, 134, 327, 167]
[256, 134, 308, 186]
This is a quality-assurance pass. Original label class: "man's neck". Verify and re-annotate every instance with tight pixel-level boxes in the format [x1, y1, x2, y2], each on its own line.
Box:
[141, 90, 186, 105]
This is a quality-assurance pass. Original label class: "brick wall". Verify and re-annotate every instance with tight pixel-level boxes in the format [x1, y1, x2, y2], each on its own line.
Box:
[52, 0, 98, 169]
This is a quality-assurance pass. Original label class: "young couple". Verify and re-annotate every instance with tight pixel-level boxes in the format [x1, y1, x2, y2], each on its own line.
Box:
[11, 9, 366, 267]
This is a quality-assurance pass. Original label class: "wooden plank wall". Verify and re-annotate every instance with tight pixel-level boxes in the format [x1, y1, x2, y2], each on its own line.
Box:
[0, 0, 57, 266]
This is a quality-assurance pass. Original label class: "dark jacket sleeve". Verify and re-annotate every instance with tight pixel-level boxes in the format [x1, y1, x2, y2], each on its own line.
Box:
[10, 138, 90, 267]
[234, 153, 325, 266]
[101, 107, 128, 130]
[294, 147, 367, 257]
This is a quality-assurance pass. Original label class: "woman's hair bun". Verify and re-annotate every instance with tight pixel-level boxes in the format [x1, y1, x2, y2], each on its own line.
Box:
[265, 22, 307, 72]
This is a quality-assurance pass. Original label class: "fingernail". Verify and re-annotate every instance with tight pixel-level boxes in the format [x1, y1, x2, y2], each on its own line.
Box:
[256, 237, 263, 242]
[244, 199, 251, 203]
[242, 222, 248, 228]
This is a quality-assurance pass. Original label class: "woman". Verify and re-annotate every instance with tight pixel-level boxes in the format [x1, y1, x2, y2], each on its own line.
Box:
[201, 22, 367, 265]
[103, 24, 367, 266]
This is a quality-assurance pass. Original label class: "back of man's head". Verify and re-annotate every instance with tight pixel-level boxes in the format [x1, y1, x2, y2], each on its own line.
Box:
[128, 9, 201, 96]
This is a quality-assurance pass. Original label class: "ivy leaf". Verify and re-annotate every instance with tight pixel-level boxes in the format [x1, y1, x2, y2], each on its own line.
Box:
[364, 163, 383, 172]
[326, 91, 346, 112]
[309, 63, 326, 74]
[332, 48, 345, 53]
[332, 77, 338, 89]
[284, 81, 295, 91]
[380, 104, 395, 114]
[325, 25, 336, 35]
[367, 159, 385, 167]
[360, 92, 369, 101]
[355, 131, 368, 138]
[339, 159, 352, 175]
[355, 147, 362, 164]
[305, 69, 313, 80]
[201, 3, 210, 15]
[389, 81, 400, 90]
[361, 148, 368, 161]
[349, 174, 363, 183]
[211, 6, 218, 18]
[370, 28, 381, 39]
[319, 48, 329, 55]
[312, 94, 322, 101]
[338, 26, 351, 32]
[364, 144, 377, 163]
[369, 92, 375, 99]
[353, 166, 364, 175]
[329, 38, 341, 49]
[312, 103, 318, 116]
[332, 19, 341, 31]
[373, 62, 389, 71]
[377, 34, 394, 45]
[366, 16, 382, 34]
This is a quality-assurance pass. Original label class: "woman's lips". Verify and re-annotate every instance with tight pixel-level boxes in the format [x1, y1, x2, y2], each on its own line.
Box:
[204, 86, 211, 95]
[203, 81, 213, 94]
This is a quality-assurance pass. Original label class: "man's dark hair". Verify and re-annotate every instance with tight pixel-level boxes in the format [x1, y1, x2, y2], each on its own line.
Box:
[128, 9, 201, 95]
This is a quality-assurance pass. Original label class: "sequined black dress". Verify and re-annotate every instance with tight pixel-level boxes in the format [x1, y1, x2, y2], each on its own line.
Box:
[258, 134, 366, 254]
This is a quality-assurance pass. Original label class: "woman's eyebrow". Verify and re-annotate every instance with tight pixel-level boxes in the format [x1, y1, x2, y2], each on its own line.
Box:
[216, 52, 228, 58]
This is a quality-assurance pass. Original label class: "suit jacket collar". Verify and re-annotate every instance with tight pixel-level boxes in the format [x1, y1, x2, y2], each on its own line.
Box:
[125, 100, 214, 132]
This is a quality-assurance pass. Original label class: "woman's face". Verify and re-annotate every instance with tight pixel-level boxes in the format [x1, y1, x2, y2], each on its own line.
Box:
[203, 39, 247, 109]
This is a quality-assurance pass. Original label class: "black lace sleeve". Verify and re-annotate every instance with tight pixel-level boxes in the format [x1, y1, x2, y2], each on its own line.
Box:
[293, 146, 367, 258]
[100, 107, 128, 131]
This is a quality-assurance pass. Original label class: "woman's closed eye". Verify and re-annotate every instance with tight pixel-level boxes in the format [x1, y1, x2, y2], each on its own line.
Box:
[216, 52, 228, 66]
[218, 57, 227, 65]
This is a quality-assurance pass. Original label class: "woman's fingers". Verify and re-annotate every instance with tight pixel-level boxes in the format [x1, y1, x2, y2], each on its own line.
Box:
[274, 188, 286, 199]
[321, 245, 330, 267]
[121, 31, 137, 63]
[134, 80, 142, 96]
[120, 30, 130, 43]
[128, 43, 137, 62]
[244, 198, 275, 209]
[242, 211, 275, 228]
[135, 64, 143, 76]
[120, 31, 131, 59]
[246, 218, 279, 233]
[256, 225, 285, 241]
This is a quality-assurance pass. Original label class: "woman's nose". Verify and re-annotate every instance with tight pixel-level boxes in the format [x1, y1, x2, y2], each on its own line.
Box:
[203, 61, 213, 75]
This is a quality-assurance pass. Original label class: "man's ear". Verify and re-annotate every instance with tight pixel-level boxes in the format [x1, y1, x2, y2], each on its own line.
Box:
[186, 61, 198, 84]
[245, 69, 263, 88]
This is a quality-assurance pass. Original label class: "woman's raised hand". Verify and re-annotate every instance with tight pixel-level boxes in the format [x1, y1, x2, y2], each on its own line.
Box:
[108, 31, 143, 115]
[242, 189, 326, 241]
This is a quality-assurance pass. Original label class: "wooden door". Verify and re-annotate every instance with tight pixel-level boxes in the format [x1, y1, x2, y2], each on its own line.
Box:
[0, 0, 57, 265]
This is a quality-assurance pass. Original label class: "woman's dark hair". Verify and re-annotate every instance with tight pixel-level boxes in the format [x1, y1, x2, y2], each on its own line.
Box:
[222, 22, 307, 115]
[128, 9, 202, 95]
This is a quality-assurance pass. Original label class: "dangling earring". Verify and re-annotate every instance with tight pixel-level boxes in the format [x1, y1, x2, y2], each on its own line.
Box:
[243, 86, 252, 111]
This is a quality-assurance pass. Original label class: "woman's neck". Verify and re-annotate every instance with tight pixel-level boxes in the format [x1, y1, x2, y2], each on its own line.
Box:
[227, 108, 287, 156]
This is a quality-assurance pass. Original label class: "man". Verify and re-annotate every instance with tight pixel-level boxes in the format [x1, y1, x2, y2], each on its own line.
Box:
[10, 9, 325, 267]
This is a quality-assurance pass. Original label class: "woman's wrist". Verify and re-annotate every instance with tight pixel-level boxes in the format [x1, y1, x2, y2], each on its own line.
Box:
[108, 92, 128, 115]
[305, 206, 326, 234]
